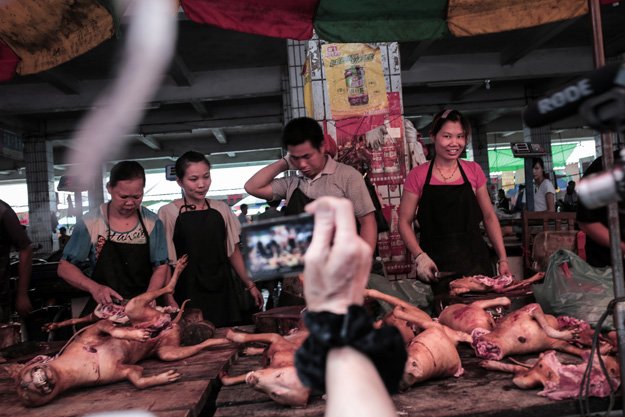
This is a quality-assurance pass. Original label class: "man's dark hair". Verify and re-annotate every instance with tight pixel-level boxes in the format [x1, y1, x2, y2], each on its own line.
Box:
[267, 199, 281, 208]
[282, 117, 324, 149]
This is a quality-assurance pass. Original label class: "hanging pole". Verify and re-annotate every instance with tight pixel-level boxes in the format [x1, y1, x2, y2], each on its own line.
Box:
[589, 0, 625, 413]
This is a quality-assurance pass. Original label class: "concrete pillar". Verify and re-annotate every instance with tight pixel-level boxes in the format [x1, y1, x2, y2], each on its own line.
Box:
[23, 136, 57, 254]
[88, 167, 105, 211]
[285, 40, 308, 122]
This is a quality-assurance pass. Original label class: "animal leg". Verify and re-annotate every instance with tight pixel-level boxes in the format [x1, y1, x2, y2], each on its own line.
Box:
[94, 320, 151, 341]
[471, 297, 511, 310]
[156, 337, 231, 361]
[392, 306, 433, 330]
[43, 313, 97, 332]
[528, 305, 575, 341]
[365, 289, 428, 317]
[125, 256, 189, 323]
[480, 360, 527, 373]
[226, 329, 283, 345]
[219, 370, 249, 386]
[501, 272, 545, 293]
[123, 365, 180, 388]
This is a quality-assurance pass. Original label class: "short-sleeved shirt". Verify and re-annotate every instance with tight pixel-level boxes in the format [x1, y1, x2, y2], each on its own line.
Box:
[62, 204, 168, 269]
[534, 179, 556, 212]
[404, 159, 487, 199]
[270, 156, 375, 218]
[0, 200, 31, 304]
[158, 199, 241, 264]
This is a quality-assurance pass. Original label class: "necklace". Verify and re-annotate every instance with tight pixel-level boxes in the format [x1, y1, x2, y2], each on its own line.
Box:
[435, 162, 458, 182]
[181, 197, 208, 212]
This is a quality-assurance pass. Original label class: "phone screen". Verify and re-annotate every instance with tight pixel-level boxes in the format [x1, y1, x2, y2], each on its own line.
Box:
[241, 213, 314, 281]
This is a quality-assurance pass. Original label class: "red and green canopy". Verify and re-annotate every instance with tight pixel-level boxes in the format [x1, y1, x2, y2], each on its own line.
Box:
[0, 0, 616, 81]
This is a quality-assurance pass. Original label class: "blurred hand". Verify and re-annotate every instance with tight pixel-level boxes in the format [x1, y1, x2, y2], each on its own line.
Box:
[249, 286, 264, 309]
[303, 197, 373, 314]
[92, 284, 123, 305]
[415, 253, 438, 283]
[497, 261, 511, 276]
[14, 293, 33, 317]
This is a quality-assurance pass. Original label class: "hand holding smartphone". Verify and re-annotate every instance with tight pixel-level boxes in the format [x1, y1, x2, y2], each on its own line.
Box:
[240, 213, 314, 281]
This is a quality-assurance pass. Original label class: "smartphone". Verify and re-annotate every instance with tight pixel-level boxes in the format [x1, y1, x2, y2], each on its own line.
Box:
[241, 213, 314, 281]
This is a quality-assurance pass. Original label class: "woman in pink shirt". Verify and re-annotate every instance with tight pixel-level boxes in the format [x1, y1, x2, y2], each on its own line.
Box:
[398, 109, 509, 285]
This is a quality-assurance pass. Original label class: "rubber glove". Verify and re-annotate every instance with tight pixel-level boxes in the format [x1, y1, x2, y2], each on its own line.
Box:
[415, 252, 438, 283]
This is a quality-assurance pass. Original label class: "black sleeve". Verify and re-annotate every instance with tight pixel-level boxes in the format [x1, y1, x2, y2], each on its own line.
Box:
[1, 203, 31, 250]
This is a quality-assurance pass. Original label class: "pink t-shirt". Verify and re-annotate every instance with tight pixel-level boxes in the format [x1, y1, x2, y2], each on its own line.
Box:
[404, 160, 487, 199]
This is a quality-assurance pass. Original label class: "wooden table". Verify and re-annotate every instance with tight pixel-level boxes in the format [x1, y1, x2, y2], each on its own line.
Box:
[0, 329, 240, 417]
[215, 346, 619, 417]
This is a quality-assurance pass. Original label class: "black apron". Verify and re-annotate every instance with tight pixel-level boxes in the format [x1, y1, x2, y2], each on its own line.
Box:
[172, 200, 242, 327]
[416, 160, 493, 280]
[284, 183, 314, 216]
[84, 204, 153, 315]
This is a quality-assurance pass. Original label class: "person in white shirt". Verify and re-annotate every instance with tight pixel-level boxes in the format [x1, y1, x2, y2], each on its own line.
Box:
[532, 158, 555, 212]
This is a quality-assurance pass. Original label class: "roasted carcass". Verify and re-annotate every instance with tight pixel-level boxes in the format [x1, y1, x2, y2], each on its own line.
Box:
[449, 272, 544, 296]
[4, 256, 229, 407]
[438, 297, 511, 334]
[472, 303, 584, 361]
[481, 350, 620, 400]
[220, 328, 311, 407]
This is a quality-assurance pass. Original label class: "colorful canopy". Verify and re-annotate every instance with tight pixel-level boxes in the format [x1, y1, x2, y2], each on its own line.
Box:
[489, 143, 578, 172]
[0, 0, 607, 81]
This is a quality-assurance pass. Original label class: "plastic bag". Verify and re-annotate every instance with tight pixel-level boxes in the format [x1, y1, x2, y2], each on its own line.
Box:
[533, 249, 614, 330]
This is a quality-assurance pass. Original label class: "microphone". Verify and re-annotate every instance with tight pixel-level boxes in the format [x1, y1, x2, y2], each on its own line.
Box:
[523, 62, 624, 127]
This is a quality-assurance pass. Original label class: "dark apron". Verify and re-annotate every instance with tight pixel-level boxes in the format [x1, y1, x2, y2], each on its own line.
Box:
[172, 200, 242, 327]
[284, 183, 314, 216]
[83, 205, 153, 315]
[416, 160, 494, 284]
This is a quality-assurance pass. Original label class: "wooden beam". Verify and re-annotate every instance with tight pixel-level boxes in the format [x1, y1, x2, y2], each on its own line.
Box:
[402, 40, 434, 70]
[500, 17, 582, 66]
[38, 68, 81, 95]
[212, 128, 227, 144]
[190, 99, 210, 118]
[137, 135, 161, 150]
[169, 54, 193, 87]
[452, 83, 483, 101]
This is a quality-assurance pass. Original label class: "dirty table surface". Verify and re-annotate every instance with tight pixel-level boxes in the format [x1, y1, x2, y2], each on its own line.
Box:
[215, 345, 620, 417]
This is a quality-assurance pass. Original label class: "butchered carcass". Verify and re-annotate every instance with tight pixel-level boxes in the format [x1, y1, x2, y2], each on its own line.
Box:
[471, 303, 585, 361]
[220, 328, 311, 407]
[400, 321, 471, 391]
[481, 350, 620, 400]
[438, 297, 511, 334]
[449, 272, 544, 296]
[4, 255, 230, 407]
[363, 289, 470, 390]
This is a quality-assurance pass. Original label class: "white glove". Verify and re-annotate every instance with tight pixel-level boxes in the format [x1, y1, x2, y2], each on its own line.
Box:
[415, 252, 438, 283]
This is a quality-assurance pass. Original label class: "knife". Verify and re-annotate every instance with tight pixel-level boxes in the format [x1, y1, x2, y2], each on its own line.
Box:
[434, 271, 458, 279]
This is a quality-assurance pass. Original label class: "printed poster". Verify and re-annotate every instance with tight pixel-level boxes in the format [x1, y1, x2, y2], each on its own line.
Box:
[334, 93, 406, 186]
[321, 43, 388, 120]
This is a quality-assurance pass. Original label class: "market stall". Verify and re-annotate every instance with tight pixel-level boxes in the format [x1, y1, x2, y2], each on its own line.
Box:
[0, 331, 239, 417]
[215, 345, 619, 417]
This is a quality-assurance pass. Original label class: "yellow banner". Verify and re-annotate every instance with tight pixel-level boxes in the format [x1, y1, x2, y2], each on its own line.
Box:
[322, 43, 388, 120]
